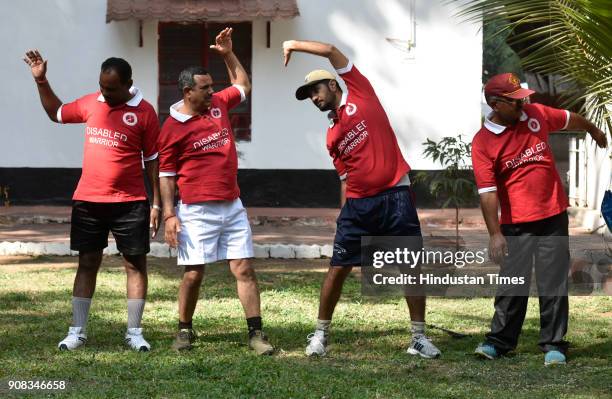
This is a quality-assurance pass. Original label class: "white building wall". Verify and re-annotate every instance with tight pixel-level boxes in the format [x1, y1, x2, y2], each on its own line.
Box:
[581, 137, 612, 230]
[242, 0, 483, 170]
[0, 0, 158, 168]
[1, 0, 481, 170]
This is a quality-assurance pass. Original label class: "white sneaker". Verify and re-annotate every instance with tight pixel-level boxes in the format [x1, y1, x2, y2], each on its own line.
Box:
[125, 328, 151, 352]
[58, 326, 87, 351]
[407, 334, 441, 359]
[305, 330, 328, 357]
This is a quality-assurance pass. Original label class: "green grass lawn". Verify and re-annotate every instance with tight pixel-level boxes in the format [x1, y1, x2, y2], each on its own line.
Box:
[0, 256, 610, 399]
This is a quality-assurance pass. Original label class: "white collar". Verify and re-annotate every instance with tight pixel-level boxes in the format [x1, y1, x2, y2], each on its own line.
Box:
[169, 100, 193, 123]
[327, 91, 349, 120]
[339, 91, 348, 107]
[483, 111, 528, 134]
[96, 86, 143, 107]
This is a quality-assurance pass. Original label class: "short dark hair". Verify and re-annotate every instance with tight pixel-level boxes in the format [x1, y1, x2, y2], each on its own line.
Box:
[178, 66, 210, 92]
[100, 57, 132, 84]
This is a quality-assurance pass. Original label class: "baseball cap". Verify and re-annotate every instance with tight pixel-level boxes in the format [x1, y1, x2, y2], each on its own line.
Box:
[484, 73, 535, 99]
[295, 69, 336, 100]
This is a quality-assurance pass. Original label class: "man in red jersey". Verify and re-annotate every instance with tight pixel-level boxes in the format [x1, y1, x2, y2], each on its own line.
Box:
[472, 73, 607, 365]
[158, 28, 273, 355]
[24, 50, 161, 351]
[284, 40, 440, 359]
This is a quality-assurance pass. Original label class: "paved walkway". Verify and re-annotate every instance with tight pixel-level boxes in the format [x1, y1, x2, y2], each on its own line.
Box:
[0, 206, 604, 257]
[0, 206, 493, 244]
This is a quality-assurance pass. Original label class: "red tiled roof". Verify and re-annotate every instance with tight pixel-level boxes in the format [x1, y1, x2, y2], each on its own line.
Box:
[106, 0, 300, 23]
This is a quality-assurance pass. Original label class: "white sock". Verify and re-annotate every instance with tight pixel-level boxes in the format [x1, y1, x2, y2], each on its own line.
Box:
[72, 297, 92, 330]
[411, 321, 425, 336]
[127, 299, 145, 329]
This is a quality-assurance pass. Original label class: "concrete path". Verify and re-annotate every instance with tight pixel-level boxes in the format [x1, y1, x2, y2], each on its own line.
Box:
[0, 206, 603, 258]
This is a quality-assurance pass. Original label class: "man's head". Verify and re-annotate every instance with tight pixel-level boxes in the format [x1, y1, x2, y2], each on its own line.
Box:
[484, 73, 535, 125]
[178, 66, 214, 114]
[99, 57, 133, 107]
[295, 70, 342, 112]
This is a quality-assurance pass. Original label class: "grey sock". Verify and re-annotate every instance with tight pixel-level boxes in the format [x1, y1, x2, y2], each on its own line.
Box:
[411, 321, 425, 336]
[316, 319, 331, 336]
[72, 297, 92, 330]
[127, 299, 145, 329]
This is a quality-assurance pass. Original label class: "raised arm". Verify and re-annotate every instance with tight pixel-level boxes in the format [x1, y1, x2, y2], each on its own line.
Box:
[210, 27, 251, 95]
[282, 40, 349, 70]
[23, 50, 62, 122]
[566, 112, 608, 149]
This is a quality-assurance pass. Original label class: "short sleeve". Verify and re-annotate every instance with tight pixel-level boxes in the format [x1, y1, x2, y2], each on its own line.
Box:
[336, 62, 376, 98]
[471, 136, 497, 194]
[157, 121, 179, 177]
[59, 94, 91, 124]
[532, 103, 570, 132]
[213, 85, 246, 111]
[142, 105, 160, 161]
[332, 156, 347, 180]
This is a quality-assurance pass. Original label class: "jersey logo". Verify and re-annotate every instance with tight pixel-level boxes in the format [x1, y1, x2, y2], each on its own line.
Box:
[345, 103, 357, 116]
[527, 118, 541, 133]
[122, 112, 137, 126]
[210, 108, 222, 119]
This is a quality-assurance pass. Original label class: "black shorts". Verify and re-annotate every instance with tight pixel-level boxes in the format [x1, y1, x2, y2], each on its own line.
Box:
[331, 186, 422, 266]
[70, 200, 150, 255]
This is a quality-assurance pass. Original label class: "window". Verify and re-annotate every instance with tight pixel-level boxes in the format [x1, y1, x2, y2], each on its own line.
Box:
[158, 22, 252, 141]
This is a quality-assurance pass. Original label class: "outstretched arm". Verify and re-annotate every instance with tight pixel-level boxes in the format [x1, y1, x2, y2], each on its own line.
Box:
[23, 50, 62, 122]
[210, 27, 251, 96]
[282, 40, 349, 70]
[566, 112, 608, 149]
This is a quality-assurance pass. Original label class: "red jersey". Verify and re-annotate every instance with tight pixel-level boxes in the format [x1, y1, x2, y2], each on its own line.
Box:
[471, 103, 570, 224]
[326, 62, 410, 198]
[58, 87, 160, 202]
[157, 85, 246, 203]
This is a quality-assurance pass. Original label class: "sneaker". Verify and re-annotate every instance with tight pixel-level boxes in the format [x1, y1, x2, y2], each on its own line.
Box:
[248, 330, 274, 355]
[474, 342, 499, 360]
[544, 350, 566, 366]
[305, 330, 328, 357]
[124, 327, 151, 352]
[172, 328, 197, 351]
[58, 326, 87, 351]
[407, 334, 441, 359]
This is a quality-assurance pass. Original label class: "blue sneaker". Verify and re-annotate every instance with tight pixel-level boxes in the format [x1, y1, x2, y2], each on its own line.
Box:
[474, 342, 499, 360]
[544, 350, 566, 366]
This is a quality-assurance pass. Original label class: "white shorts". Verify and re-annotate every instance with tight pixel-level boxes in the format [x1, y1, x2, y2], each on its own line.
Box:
[176, 198, 254, 265]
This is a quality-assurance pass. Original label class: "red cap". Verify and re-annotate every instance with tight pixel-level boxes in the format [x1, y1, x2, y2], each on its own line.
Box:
[484, 73, 535, 99]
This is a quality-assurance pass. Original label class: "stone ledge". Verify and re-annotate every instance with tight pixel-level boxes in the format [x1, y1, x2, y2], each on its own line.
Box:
[0, 241, 331, 259]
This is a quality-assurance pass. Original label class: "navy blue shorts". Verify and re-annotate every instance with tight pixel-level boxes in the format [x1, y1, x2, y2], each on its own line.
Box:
[331, 186, 422, 266]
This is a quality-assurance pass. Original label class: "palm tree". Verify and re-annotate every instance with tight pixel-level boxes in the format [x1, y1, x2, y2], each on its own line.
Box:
[453, 0, 612, 133]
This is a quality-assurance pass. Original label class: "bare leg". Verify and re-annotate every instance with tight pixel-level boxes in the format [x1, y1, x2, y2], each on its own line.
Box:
[229, 258, 260, 318]
[73, 250, 103, 298]
[405, 295, 426, 322]
[123, 254, 147, 299]
[178, 265, 205, 323]
[317, 266, 353, 320]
